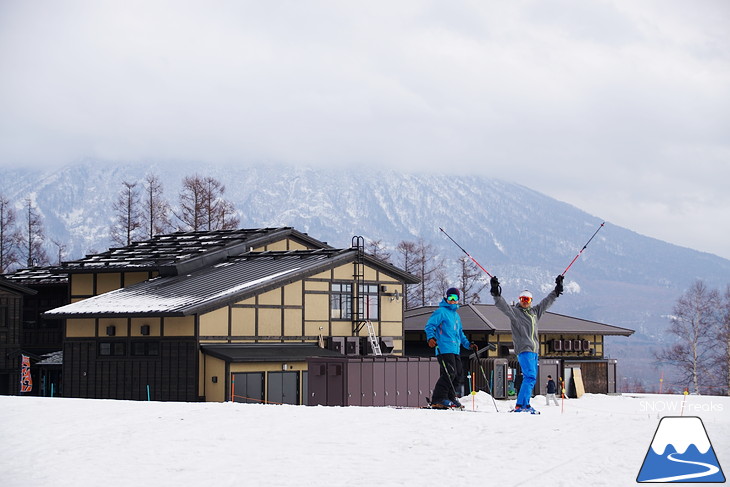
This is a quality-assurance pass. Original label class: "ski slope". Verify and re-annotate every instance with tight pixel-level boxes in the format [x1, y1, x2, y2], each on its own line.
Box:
[1, 393, 728, 486]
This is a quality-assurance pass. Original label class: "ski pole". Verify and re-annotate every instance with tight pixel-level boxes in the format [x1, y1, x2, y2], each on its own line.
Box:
[561, 222, 606, 276]
[439, 227, 493, 278]
[475, 361, 500, 412]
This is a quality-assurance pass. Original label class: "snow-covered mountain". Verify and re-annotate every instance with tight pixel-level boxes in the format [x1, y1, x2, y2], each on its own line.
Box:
[2, 160, 729, 386]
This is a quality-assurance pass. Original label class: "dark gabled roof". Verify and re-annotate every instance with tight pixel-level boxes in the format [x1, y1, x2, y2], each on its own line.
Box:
[405, 304, 496, 334]
[0, 276, 38, 295]
[200, 343, 343, 362]
[405, 303, 634, 337]
[57, 227, 332, 275]
[2, 266, 68, 286]
[44, 248, 419, 318]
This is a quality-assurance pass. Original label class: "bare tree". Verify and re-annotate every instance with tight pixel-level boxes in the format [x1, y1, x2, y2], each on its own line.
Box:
[457, 256, 489, 304]
[365, 238, 392, 263]
[20, 196, 50, 267]
[176, 175, 239, 231]
[50, 238, 67, 265]
[110, 181, 142, 246]
[0, 194, 21, 273]
[715, 285, 730, 395]
[412, 238, 444, 307]
[141, 174, 172, 239]
[655, 280, 720, 394]
[395, 240, 418, 309]
[396, 239, 443, 308]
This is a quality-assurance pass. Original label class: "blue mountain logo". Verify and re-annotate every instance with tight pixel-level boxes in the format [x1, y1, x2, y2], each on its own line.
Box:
[637, 416, 725, 483]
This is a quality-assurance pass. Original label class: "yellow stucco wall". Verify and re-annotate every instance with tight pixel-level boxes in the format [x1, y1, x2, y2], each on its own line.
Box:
[99, 317, 127, 337]
[131, 317, 161, 337]
[164, 316, 195, 336]
[124, 272, 149, 287]
[200, 308, 229, 336]
[66, 318, 96, 337]
[231, 307, 256, 336]
[70, 274, 93, 296]
[96, 273, 122, 295]
[203, 355, 227, 402]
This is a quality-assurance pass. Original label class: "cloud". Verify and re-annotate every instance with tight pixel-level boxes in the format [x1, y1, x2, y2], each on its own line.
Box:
[1, 0, 729, 258]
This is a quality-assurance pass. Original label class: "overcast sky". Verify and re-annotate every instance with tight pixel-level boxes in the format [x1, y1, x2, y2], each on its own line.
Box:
[1, 1, 729, 260]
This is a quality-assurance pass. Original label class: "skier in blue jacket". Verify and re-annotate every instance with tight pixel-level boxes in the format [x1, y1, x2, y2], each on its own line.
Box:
[490, 275, 564, 413]
[424, 287, 478, 408]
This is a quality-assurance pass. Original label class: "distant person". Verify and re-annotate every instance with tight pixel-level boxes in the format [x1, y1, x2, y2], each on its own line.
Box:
[546, 375, 560, 406]
[425, 287, 478, 408]
[490, 275, 564, 413]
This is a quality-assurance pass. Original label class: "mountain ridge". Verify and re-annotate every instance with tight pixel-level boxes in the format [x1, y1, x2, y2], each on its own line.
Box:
[2, 160, 729, 387]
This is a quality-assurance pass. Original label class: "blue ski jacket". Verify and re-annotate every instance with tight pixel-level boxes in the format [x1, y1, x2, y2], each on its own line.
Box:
[424, 299, 471, 355]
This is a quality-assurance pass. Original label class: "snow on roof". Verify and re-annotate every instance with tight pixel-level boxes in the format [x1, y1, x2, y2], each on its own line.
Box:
[43, 252, 325, 316]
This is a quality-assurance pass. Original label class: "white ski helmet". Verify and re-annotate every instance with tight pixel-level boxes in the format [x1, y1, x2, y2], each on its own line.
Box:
[519, 290, 532, 300]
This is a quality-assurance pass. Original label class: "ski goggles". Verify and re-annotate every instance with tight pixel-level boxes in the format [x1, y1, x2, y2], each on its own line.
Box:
[519, 296, 532, 304]
[446, 294, 459, 302]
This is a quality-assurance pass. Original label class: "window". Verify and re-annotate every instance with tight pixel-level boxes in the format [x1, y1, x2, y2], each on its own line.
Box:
[0, 306, 7, 327]
[358, 284, 379, 320]
[99, 342, 125, 356]
[132, 341, 160, 356]
[330, 283, 352, 320]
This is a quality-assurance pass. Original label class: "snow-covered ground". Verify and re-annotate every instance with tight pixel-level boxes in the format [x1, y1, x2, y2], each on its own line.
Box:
[2, 392, 728, 486]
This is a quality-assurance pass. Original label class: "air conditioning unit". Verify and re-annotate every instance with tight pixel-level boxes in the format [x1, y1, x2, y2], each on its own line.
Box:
[345, 336, 360, 355]
[573, 339, 583, 352]
[551, 339, 563, 352]
[328, 336, 345, 354]
[563, 339, 573, 352]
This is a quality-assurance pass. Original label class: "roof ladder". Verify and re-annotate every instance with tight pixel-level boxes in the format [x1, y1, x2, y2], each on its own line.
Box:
[351, 236, 365, 334]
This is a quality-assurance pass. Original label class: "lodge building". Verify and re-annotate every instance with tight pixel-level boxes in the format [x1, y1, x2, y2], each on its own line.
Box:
[41, 228, 418, 404]
[2, 226, 634, 404]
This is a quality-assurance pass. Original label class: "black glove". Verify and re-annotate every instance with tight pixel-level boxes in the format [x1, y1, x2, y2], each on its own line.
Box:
[470, 343, 479, 352]
[428, 338, 437, 348]
[490, 276, 501, 297]
[555, 274, 564, 296]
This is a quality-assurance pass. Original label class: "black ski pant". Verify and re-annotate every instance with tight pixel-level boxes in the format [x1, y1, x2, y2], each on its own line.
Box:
[432, 353, 463, 403]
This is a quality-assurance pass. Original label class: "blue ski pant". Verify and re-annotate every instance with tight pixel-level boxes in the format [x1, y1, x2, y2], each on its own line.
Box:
[517, 351, 538, 407]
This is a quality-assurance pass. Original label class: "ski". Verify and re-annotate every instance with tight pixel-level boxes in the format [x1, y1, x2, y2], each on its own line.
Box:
[423, 397, 465, 411]
[509, 406, 541, 415]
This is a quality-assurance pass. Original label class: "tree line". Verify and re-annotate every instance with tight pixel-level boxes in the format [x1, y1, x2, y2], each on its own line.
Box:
[656, 280, 730, 395]
[1, 172, 487, 306]
[0, 173, 239, 273]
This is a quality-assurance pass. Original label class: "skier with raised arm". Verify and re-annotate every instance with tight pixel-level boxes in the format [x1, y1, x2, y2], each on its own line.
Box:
[490, 275, 564, 414]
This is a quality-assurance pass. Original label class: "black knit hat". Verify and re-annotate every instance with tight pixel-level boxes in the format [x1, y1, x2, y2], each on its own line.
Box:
[445, 287, 460, 299]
